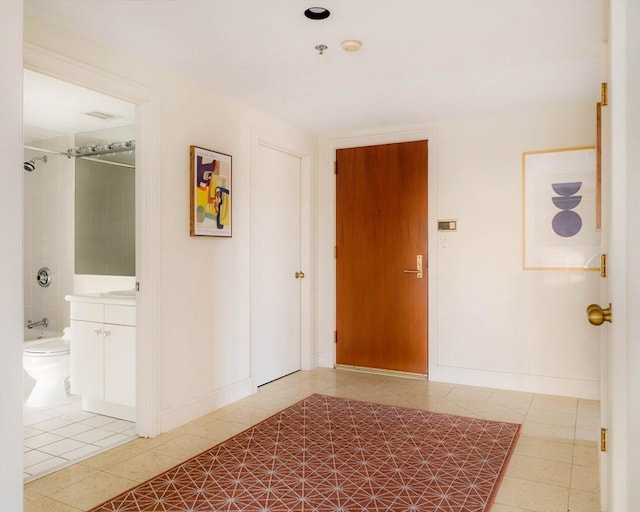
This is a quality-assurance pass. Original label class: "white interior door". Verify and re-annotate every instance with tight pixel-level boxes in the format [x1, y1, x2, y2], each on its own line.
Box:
[601, 2, 640, 509]
[254, 144, 303, 386]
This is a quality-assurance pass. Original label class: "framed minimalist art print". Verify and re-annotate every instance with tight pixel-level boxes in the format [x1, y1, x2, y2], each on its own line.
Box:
[190, 145, 232, 237]
[522, 146, 599, 271]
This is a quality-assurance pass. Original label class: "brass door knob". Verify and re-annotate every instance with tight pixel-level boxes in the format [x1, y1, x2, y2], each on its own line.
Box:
[295, 271, 305, 279]
[587, 303, 612, 325]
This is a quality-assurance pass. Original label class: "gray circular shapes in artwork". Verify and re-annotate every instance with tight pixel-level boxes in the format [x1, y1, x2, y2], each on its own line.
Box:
[552, 210, 582, 237]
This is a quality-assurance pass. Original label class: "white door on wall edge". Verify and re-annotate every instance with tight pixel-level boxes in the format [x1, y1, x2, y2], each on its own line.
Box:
[600, 2, 640, 509]
[254, 144, 302, 386]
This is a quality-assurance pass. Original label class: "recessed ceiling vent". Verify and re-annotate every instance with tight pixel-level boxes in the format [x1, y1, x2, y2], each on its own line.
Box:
[85, 110, 120, 120]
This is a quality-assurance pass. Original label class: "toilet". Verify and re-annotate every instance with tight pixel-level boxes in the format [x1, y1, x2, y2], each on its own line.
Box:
[23, 340, 71, 408]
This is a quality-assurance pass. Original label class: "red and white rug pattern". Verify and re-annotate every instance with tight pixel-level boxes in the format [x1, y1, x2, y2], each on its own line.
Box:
[91, 394, 520, 511]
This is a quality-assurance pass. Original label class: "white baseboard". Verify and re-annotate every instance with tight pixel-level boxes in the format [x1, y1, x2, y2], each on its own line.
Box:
[429, 365, 599, 400]
[316, 351, 333, 368]
[160, 377, 254, 432]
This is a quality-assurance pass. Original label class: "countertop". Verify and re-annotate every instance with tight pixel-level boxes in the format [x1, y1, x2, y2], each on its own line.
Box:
[65, 291, 136, 306]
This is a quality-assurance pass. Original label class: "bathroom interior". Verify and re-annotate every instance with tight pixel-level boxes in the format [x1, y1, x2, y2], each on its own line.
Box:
[22, 69, 139, 481]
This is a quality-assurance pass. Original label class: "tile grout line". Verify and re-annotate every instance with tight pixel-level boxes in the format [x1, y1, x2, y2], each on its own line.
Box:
[24, 397, 136, 482]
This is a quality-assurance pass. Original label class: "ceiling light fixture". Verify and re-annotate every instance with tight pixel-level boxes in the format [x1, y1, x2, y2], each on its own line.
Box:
[304, 7, 330, 20]
[341, 39, 362, 52]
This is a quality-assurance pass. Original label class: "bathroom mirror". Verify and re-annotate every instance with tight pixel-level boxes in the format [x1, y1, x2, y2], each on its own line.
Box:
[74, 127, 136, 276]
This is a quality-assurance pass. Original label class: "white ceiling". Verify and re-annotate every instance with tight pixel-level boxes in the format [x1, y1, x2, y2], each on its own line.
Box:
[23, 69, 135, 143]
[23, 0, 603, 135]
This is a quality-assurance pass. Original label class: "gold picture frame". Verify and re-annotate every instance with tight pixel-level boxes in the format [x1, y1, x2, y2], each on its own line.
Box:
[522, 146, 600, 271]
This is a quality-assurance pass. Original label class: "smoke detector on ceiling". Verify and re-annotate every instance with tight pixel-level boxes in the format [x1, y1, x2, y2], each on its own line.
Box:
[341, 39, 362, 52]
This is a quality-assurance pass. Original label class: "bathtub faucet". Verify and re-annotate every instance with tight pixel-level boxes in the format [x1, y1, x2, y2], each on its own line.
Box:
[27, 317, 48, 329]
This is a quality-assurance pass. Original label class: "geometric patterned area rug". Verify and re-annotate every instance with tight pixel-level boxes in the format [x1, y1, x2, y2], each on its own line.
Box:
[90, 394, 520, 511]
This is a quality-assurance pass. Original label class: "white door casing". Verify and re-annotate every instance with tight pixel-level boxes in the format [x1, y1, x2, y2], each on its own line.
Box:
[598, 99, 611, 508]
[23, 43, 162, 437]
[0, 3, 25, 508]
[252, 137, 313, 387]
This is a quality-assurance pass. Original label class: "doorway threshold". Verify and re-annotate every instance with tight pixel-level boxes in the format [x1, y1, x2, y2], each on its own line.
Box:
[335, 364, 428, 381]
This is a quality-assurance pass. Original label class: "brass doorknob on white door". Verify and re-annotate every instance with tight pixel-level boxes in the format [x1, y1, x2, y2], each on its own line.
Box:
[295, 271, 305, 279]
[587, 303, 612, 325]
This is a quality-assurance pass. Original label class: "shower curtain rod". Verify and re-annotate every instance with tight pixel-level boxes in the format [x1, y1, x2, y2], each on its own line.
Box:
[80, 156, 134, 169]
[24, 140, 136, 159]
[23, 145, 68, 157]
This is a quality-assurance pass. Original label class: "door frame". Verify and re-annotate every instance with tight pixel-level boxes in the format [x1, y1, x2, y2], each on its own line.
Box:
[250, 131, 314, 387]
[321, 127, 438, 375]
[598, 98, 611, 508]
[23, 43, 162, 437]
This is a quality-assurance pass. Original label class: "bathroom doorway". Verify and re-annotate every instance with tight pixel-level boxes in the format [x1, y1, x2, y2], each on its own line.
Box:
[22, 69, 139, 481]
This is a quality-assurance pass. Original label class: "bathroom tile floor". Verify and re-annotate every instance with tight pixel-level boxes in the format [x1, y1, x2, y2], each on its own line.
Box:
[24, 368, 601, 511]
[24, 395, 136, 482]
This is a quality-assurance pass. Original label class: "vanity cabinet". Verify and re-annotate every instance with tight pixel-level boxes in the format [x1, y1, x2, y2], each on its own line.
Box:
[68, 297, 136, 421]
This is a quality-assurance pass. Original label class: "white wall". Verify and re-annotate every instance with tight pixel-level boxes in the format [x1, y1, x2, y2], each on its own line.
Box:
[156, 82, 316, 429]
[0, 0, 24, 508]
[317, 102, 601, 399]
[23, 16, 316, 432]
[432, 104, 600, 398]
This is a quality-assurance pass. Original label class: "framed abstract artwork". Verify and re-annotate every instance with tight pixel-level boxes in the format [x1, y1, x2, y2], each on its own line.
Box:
[190, 145, 232, 237]
[522, 146, 600, 271]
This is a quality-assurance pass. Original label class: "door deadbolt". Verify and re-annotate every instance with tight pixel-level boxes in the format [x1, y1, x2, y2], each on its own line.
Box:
[587, 303, 612, 326]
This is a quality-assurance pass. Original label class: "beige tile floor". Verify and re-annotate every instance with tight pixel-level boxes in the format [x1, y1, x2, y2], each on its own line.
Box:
[24, 368, 600, 512]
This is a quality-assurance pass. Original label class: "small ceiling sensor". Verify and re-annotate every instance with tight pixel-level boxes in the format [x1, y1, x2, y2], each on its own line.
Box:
[341, 39, 362, 52]
[304, 6, 331, 20]
[315, 44, 328, 55]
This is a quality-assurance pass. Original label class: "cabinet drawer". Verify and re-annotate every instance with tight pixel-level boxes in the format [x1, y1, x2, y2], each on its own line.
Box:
[105, 305, 136, 326]
[70, 302, 104, 322]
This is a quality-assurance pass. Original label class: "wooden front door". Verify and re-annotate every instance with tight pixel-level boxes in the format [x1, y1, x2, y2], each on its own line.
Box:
[336, 140, 428, 375]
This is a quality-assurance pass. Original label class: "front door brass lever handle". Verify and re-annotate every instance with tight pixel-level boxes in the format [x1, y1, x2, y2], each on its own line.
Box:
[587, 303, 612, 326]
[403, 255, 423, 279]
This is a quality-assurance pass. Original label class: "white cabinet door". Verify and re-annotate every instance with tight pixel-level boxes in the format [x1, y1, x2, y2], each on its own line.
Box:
[70, 320, 104, 400]
[103, 324, 136, 407]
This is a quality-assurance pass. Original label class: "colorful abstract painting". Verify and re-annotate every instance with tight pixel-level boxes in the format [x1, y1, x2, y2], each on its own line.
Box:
[522, 146, 599, 270]
[190, 145, 232, 237]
